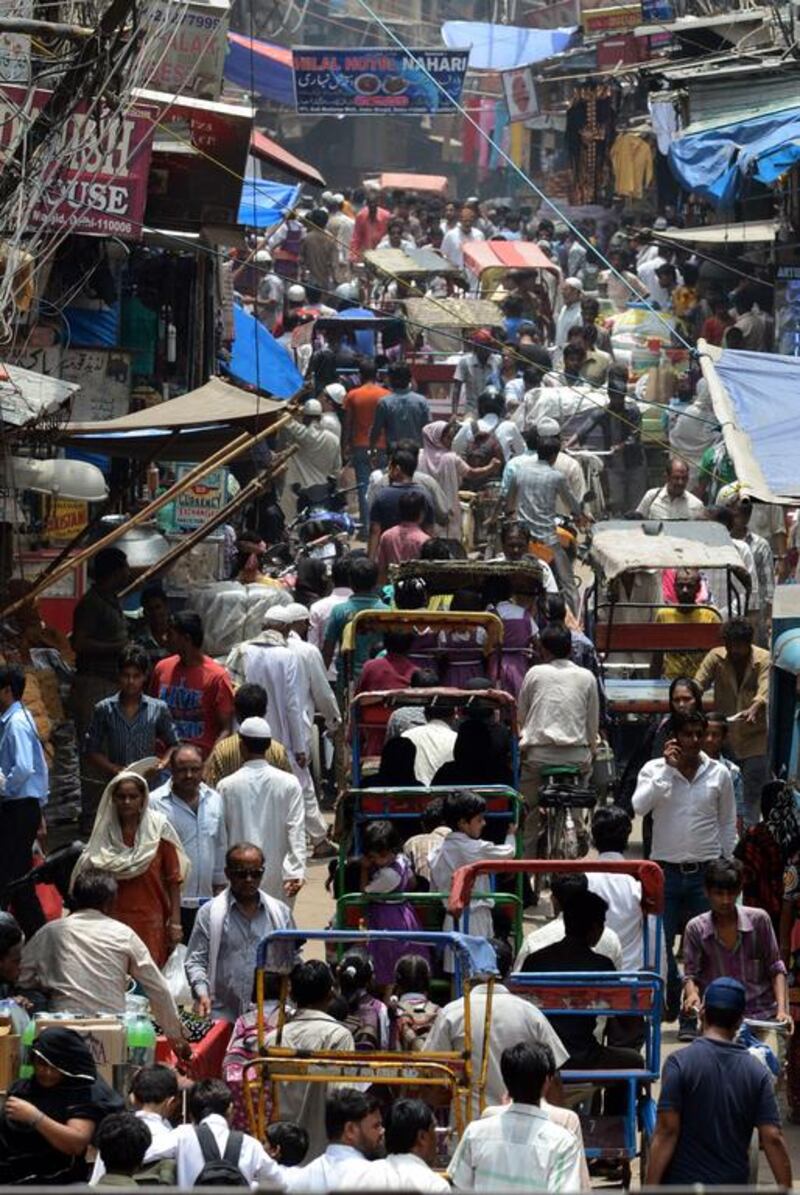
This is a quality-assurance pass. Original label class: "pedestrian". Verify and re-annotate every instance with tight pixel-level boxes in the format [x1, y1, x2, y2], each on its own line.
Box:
[587, 806, 645, 971]
[0, 664, 49, 936]
[218, 717, 306, 904]
[68, 547, 130, 743]
[308, 555, 353, 662]
[322, 557, 388, 688]
[350, 186, 391, 261]
[93, 1112, 152, 1187]
[342, 360, 390, 527]
[285, 1088, 383, 1190]
[84, 643, 178, 788]
[133, 582, 171, 667]
[646, 978, 791, 1186]
[453, 331, 502, 417]
[185, 842, 295, 1022]
[638, 457, 705, 520]
[376, 490, 430, 584]
[440, 205, 485, 269]
[18, 867, 189, 1058]
[447, 1043, 583, 1192]
[204, 682, 292, 787]
[298, 209, 338, 300]
[554, 277, 584, 347]
[369, 364, 430, 452]
[282, 400, 342, 500]
[694, 617, 770, 828]
[370, 1099, 449, 1192]
[150, 742, 227, 940]
[632, 709, 737, 1022]
[151, 611, 235, 758]
[568, 364, 648, 514]
[366, 440, 448, 531]
[90, 1064, 180, 1183]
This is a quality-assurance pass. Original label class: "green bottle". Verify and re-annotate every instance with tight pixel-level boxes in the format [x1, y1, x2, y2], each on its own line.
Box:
[19, 1018, 36, 1079]
[126, 1013, 156, 1067]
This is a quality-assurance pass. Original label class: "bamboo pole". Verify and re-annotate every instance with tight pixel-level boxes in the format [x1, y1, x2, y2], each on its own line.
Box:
[117, 449, 295, 597]
[0, 390, 304, 619]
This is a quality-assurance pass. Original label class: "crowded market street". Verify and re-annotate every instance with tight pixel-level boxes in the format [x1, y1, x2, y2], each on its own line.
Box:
[3, 0, 800, 1188]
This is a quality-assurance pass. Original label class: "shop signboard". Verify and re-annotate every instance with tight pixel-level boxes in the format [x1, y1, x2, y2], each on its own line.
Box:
[581, 0, 641, 34]
[144, 0, 229, 100]
[0, 0, 31, 83]
[292, 46, 469, 115]
[10, 346, 132, 422]
[45, 499, 89, 542]
[0, 87, 155, 238]
[173, 464, 228, 528]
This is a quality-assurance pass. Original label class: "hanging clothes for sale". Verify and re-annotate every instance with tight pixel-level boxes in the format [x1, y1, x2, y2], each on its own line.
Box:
[565, 84, 617, 205]
[609, 131, 654, 200]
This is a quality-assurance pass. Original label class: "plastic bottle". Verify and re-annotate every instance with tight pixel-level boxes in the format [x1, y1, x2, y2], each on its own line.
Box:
[19, 1017, 36, 1078]
[126, 1012, 156, 1068]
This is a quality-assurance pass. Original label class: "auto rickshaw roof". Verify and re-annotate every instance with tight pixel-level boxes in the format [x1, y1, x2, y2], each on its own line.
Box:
[364, 246, 463, 278]
[403, 295, 503, 329]
[462, 239, 560, 277]
[589, 519, 744, 579]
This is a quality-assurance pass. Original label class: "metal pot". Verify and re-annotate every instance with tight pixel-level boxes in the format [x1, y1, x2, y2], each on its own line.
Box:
[99, 516, 172, 569]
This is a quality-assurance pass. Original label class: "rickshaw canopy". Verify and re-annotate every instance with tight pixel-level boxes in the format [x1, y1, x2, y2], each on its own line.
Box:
[349, 608, 504, 651]
[350, 686, 518, 716]
[449, 859, 665, 918]
[364, 247, 463, 279]
[462, 239, 560, 279]
[376, 172, 449, 196]
[392, 557, 544, 596]
[403, 295, 503, 330]
[255, 928, 499, 977]
[589, 519, 743, 580]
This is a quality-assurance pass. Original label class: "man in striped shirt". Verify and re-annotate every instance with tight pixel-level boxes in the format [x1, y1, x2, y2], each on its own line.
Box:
[203, 682, 291, 788]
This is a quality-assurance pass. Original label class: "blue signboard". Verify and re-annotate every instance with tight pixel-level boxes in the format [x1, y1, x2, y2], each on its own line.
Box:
[292, 46, 470, 115]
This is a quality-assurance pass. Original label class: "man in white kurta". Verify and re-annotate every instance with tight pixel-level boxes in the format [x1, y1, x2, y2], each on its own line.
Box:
[281, 603, 341, 743]
[226, 624, 329, 848]
[217, 717, 306, 904]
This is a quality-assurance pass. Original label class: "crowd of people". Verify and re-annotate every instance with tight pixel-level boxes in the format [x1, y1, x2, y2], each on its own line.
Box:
[0, 186, 795, 1189]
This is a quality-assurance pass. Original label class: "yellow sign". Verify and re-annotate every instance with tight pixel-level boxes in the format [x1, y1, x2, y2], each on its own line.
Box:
[582, 0, 640, 33]
[45, 498, 88, 541]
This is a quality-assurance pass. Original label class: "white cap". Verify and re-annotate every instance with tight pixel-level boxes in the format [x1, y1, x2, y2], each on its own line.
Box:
[324, 382, 346, 405]
[303, 398, 323, 416]
[363, 178, 380, 192]
[335, 281, 359, 301]
[287, 284, 307, 302]
[537, 417, 561, 437]
[563, 276, 584, 291]
[321, 190, 335, 204]
[653, 216, 668, 230]
[254, 248, 272, 263]
[333, 193, 345, 204]
[282, 601, 310, 622]
[239, 716, 272, 738]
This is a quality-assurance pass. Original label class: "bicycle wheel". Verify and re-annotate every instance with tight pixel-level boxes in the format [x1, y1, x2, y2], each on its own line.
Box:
[547, 806, 568, 861]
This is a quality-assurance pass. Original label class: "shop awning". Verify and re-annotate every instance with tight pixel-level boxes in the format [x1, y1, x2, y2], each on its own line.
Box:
[1, 363, 78, 429]
[250, 130, 325, 187]
[60, 377, 286, 460]
[225, 32, 295, 106]
[237, 178, 300, 228]
[655, 220, 778, 245]
[669, 101, 800, 206]
[699, 340, 800, 503]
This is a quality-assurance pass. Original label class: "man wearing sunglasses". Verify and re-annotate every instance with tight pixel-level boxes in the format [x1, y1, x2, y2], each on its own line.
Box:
[185, 841, 296, 1022]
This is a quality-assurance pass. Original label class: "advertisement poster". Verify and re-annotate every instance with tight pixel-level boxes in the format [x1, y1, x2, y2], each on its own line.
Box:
[581, 0, 641, 34]
[776, 266, 800, 356]
[292, 46, 469, 115]
[0, 87, 155, 238]
[502, 66, 539, 123]
[144, 0, 229, 100]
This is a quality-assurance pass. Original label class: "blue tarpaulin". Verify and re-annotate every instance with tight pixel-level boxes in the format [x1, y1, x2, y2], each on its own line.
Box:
[225, 32, 295, 106]
[442, 20, 574, 71]
[669, 103, 800, 206]
[708, 347, 800, 499]
[237, 178, 300, 228]
[223, 303, 303, 399]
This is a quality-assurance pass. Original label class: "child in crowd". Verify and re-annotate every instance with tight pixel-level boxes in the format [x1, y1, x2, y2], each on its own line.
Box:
[389, 955, 441, 1052]
[94, 1113, 153, 1188]
[91, 1064, 178, 1184]
[703, 714, 744, 830]
[266, 1121, 309, 1167]
[360, 820, 429, 987]
[337, 951, 390, 1050]
[430, 791, 516, 970]
[403, 797, 450, 888]
[223, 972, 286, 1129]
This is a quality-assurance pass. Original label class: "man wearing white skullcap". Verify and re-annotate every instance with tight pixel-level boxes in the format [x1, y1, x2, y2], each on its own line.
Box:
[554, 277, 584, 347]
[216, 714, 306, 904]
[324, 192, 355, 283]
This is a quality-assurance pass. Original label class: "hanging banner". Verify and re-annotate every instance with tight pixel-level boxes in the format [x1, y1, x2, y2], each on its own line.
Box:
[291, 46, 470, 115]
[502, 66, 539, 124]
[0, 87, 155, 238]
[581, 0, 641, 34]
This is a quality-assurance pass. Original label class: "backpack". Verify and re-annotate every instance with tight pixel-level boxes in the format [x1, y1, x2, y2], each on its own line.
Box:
[465, 421, 502, 471]
[344, 993, 383, 1051]
[194, 1124, 247, 1186]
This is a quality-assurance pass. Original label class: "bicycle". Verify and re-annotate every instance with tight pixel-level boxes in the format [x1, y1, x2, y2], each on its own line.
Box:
[537, 764, 597, 863]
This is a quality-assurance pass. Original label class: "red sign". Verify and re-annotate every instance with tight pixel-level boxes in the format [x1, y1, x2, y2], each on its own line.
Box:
[0, 87, 156, 239]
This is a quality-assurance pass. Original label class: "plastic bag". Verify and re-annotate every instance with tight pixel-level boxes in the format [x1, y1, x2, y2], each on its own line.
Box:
[162, 943, 191, 1006]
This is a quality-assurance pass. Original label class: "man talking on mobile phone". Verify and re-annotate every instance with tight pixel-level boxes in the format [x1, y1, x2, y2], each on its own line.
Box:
[632, 709, 737, 1028]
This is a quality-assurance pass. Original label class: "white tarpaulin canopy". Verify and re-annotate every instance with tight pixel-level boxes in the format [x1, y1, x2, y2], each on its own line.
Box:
[0, 363, 79, 428]
[590, 519, 743, 579]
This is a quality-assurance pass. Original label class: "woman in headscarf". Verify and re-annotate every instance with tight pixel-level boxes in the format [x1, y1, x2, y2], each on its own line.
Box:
[71, 771, 189, 966]
[416, 421, 498, 541]
[0, 1025, 123, 1183]
[365, 737, 420, 789]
